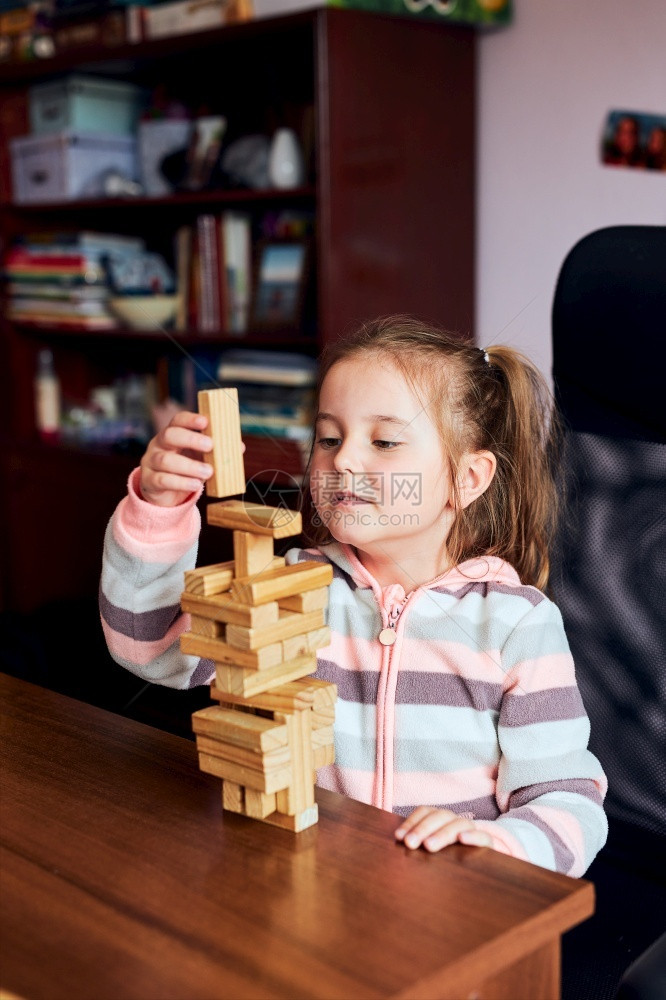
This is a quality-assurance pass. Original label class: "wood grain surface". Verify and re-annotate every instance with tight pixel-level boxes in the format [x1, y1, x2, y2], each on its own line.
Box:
[0, 673, 594, 1000]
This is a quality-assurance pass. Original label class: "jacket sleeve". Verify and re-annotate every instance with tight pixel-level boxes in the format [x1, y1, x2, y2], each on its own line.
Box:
[99, 467, 214, 689]
[475, 597, 608, 877]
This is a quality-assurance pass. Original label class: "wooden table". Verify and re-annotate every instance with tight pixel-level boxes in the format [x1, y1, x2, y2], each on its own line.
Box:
[0, 673, 594, 1000]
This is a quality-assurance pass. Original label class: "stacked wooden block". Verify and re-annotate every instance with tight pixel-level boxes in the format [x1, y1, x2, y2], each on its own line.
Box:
[182, 387, 336, 832]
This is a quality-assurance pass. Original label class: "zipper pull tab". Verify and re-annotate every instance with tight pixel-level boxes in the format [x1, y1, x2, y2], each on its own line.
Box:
[378, 627, 396, 646]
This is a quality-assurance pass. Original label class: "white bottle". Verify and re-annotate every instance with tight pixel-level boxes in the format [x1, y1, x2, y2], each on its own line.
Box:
[268, 128, 305, 189]
[35, 348, 61, 440]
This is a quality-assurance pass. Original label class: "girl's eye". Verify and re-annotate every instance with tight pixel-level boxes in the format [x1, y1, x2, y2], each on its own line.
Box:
[316, 437, 340, 449]
[373, 439, 400, 450]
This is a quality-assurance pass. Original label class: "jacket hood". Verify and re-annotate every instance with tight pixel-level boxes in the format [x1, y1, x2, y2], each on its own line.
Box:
[319, 542, 523, 593]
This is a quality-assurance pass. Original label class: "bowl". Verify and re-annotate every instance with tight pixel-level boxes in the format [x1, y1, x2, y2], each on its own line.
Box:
[109, 294, 179, 331]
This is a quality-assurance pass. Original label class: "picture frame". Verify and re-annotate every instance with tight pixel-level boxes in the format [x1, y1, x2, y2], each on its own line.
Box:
[249, 239, 311, 333]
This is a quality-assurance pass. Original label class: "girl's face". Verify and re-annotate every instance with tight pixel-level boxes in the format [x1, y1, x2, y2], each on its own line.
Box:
[310, 357, 456, 563]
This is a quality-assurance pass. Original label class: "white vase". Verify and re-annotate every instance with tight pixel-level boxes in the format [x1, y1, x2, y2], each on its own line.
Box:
[268, 128, 305, 189]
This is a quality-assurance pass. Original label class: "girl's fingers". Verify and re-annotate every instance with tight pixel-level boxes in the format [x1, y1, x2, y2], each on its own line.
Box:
[421, 817, 475, 852]
[458, 830, 492, 848]
[143, 472, 204, 496]
[396, 808, 459, 849]
[160, 424, 214, 455]
[394, 806, 436, 841]
[149, 449, 213, 480]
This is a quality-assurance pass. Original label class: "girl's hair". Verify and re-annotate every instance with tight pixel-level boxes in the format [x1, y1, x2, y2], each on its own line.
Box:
[301, 314, 561, 591]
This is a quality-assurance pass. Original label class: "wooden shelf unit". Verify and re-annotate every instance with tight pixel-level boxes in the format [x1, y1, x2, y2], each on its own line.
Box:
[0, 8, 476, 614]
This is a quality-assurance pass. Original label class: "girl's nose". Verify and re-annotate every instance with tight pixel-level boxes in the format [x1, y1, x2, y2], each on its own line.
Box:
[332, 438, 362, 475]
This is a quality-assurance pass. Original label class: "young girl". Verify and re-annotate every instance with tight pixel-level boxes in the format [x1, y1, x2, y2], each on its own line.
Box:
[100, 315, 607, 875]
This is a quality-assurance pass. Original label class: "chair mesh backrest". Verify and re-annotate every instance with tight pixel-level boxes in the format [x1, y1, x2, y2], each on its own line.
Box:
[549, 226, 666, 837]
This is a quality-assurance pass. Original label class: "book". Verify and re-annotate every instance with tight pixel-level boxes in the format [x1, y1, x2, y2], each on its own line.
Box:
[174, 224, 193, 332]
[195, 214, 222, 333]
[216, 349, 318, 387]
[17, 230, 145, 255]
[221, 210, 251, 335]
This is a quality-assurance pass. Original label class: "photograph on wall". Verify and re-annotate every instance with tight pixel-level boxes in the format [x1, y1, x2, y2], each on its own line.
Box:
[601, 110, 666, 171]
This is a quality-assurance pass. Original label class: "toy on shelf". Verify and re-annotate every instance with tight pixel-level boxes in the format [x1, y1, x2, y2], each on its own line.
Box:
[184, 387, 335, 832]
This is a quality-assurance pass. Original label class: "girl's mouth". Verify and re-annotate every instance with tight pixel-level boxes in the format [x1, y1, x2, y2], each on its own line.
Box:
[333, 491, 374, 506]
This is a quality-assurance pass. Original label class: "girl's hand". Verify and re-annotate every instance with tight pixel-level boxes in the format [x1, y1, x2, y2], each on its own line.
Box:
[394, 806, 492, 853]
[139, 410, 217, 508]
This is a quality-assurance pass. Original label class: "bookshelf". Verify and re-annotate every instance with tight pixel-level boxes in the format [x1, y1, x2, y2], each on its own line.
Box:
[0, 8, 476, 616]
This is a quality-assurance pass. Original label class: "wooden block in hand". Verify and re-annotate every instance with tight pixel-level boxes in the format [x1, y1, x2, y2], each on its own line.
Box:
[184, 560, 234, 596]
[181, 591, 279, 628]
[232, 562, 333, 606]
[207, 499, 302, 539]
[226, 609, 325, 651]
[233, 531, 275, 578]
[198, 387, 246, 498]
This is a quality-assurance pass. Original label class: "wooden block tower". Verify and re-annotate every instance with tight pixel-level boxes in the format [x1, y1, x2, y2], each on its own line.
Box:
[182, 387, 336, 832]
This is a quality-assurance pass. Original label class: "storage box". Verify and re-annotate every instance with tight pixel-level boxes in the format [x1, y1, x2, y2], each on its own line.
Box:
[10, 131, 138, 205]
[29, 75, 143, 136]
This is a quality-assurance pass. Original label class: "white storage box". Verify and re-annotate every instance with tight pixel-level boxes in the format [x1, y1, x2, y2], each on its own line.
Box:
[10, 130, 138, 204]
[29, 75, 143, 136]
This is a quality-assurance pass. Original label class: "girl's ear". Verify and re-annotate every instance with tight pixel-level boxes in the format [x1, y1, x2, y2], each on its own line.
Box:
[457, 450, 496, 510]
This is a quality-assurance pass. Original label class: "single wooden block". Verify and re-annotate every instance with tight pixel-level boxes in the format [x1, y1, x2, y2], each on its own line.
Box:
[222, 780, 245, 814]
[226, 609, 325, 652]
[207, 499, 302, 539]
[232, 562, 333, 606]
[195, 734, 291, 772]
[198, 387, 246, 498]
[215, 653, 317, 699]
[278, 587, 329, 613]
[259, 804, 319, 832]
[275, 708, 314, 816]
[310, 704, 336, 729]
[210, 676, 336, 713]
[313, 744, 335, 769]
[306, 678, 338, 710]
[192, 705, 289, 752]
[311, 724, 335, 750]
[180, 631, 284, 670]
[244, 788, 277, 819]
[233, 531, 275, 578]
[198, 751, 292, 794]
[189, 614, 225, 638]
[281, 625, 331, 662]
[181, 591, 280, 628]
[184, 560, 234, 596]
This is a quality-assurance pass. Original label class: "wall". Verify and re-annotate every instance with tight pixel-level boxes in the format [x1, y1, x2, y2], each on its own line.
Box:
[477, 0, 665, 380]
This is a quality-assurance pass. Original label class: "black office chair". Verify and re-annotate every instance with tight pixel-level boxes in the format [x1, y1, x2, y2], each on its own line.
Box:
[549, 225, 666, 1000]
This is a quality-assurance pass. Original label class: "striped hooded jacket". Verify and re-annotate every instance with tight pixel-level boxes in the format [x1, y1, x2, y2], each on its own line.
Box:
[100, 469, 608, 876]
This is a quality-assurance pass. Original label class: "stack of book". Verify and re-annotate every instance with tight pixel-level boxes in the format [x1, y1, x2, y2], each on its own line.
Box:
[3, 230, 141, 331]
[3, 230, 177, 330]
[216, 349, 317, 446]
